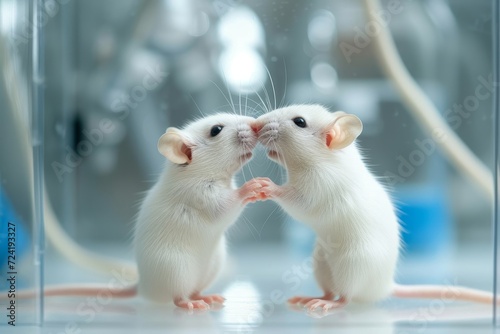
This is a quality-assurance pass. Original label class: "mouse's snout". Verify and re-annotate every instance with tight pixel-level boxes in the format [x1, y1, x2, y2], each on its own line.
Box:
[237, 123, 257, 148]
[251, 124, 261, 134]
[257, 119, 280, 146]
[250, 120, 263, 135]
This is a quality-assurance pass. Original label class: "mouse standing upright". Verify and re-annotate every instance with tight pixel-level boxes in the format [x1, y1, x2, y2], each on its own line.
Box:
[134, 113, 269, 310]
[254, 104, 493, 311]
[5, 114, 270, 311]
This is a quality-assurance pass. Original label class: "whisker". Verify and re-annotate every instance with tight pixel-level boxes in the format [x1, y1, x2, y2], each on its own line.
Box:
[189, 94, 206, 117]
[210, 79, 236, 115]
[254, 89, 270, 114]
[279, 58, 288, 109]
[258, 203, 281, 236]
[245, 152, 256, 181]
[260, 80, 273, 113]
[242, 96, 269, 113]
[238, 81, 242, 116]
[229, 103, 261, 117]
[241, 215, 260, 241]
[274, 141, 288, 173]
[245, 92, 249, 117]
[263, 64, 277, 111]
[220, 70, 237, 115]
[240, 156, 247, 182]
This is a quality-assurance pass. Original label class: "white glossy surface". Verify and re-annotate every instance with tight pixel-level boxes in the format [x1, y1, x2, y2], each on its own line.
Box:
[2, 242, 496, 333]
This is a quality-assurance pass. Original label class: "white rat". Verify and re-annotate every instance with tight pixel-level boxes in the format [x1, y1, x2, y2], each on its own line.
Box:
[9, 114, 269, 310]
[133, 113, 268, 309]
[253, 104, 493, 311]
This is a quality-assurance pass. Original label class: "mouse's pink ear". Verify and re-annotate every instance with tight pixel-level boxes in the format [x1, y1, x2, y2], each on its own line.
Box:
[325, 114, 363, 150]
[158, 128, 192, 164]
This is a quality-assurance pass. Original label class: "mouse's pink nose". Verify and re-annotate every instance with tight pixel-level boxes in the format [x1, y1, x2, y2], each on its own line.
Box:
[251, 123, 262, 134]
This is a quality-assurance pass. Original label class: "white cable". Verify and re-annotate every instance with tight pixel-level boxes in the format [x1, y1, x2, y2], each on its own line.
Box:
[1, 34, 137, 280]
[362, 0, 493, 199]
[43, 192, 137, 279]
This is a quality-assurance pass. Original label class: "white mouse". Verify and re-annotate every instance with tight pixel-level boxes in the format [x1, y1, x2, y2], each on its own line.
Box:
[254, 104, 493, 311]
[10, 113, 269, 311]
[134, 113, 268, 310]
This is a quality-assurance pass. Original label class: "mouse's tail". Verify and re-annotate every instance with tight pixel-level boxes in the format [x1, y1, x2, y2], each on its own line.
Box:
[3, 283, 138, 300]
[392, 284, 493, 304]
[44, 283, 138, 298]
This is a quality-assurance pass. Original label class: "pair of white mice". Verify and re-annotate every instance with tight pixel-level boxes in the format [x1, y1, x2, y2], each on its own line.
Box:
[40, 104, 493, 311]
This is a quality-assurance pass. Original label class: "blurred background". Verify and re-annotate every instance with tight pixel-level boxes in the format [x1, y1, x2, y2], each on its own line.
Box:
[0, 0, 497, 330]
[43, 0, 495, 246]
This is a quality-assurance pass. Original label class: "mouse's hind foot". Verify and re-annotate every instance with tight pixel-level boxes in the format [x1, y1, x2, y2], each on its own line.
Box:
[288, 292, 347, 311]
[304, 296, 346, 312]
[288, 292, 334, 306]
[174, 298, 210, 311]
[190, 293, 225, 305]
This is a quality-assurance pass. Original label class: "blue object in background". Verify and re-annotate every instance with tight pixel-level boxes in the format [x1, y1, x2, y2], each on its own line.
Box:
[0, 187, 30, 270]
[395, 184, 453, 256]
[285, 183, 454, 259]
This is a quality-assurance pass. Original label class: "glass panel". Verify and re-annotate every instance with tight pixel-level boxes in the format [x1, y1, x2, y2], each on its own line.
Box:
[494, 0, 499, 327]
[0, 0, 44, 327]
[4, 0, 496, 331]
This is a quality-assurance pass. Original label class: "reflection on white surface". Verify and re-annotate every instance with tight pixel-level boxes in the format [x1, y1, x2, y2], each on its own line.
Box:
[20, 243, 493, 333]
[221, 280, 263, 331]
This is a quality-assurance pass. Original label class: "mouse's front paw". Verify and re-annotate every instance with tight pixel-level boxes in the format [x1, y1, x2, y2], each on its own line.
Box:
[239, 177, 278, 204]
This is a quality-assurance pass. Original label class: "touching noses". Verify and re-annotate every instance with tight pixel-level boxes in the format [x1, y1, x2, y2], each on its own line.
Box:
[251, 122, 262, 135]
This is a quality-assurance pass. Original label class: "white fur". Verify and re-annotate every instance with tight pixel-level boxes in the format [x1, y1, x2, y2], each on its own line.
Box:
[3, 114, 265, 305]
[256, 105, 400, 303]
[256, 105, 495, 305]
[134, 113, 257, 303]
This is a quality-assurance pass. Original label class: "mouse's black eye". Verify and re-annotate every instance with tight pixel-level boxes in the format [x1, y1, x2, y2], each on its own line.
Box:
[293, 117, 307, 128]
[210, 125, 224, 137]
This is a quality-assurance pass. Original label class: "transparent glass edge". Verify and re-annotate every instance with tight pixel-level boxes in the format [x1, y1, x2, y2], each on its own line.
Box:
[494, 0, 499, 326]
[31, 0, 45, 326]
